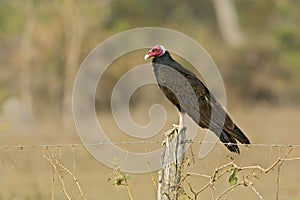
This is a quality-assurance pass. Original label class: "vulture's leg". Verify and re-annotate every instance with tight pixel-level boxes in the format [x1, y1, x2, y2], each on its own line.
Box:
[167, 112, 186, 137]
[179, 111, 185, 131]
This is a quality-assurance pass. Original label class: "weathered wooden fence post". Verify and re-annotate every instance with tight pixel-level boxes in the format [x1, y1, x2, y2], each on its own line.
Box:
[157, 125, 187, 200]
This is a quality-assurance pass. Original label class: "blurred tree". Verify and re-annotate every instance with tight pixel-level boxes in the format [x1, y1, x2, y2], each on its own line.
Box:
[19, 1, 38, 117]
[61, 0, 85, 130]
[213, 0, 244, 47]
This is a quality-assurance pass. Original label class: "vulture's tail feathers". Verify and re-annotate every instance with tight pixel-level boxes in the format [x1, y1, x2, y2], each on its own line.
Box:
[219, 125, 250, 153]
[219, 131, 240, 154]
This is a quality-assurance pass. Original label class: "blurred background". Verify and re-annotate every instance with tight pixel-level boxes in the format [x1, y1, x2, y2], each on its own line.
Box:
[0, 0, 300, 199]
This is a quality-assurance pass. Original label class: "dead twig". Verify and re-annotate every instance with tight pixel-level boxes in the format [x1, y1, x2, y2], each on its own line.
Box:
[215, 182, 244, 200]
[43, 154, 72, 200]
[146, 161, 157, 189]
[43, 150, 86, 200]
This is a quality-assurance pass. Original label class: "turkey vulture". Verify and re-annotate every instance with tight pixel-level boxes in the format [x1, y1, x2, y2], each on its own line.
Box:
[144, 45, 250, 153]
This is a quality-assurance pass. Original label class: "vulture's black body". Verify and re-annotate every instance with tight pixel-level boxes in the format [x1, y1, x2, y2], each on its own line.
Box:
[152, 51, 250, 153]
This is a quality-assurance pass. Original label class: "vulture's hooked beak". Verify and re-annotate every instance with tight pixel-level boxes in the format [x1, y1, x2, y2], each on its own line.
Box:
[144, 52, 151, 60]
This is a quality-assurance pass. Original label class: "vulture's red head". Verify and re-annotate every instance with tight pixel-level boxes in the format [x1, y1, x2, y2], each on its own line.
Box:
[144, 45, 166, 60]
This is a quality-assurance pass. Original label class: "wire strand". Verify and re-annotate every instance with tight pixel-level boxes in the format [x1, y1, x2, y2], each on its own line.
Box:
[0, 140, 299, 150]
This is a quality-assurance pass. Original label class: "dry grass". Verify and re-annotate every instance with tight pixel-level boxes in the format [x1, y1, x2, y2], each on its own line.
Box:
[1, 106, 300, 199]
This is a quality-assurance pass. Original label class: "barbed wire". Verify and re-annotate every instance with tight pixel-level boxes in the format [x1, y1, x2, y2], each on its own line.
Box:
[0, 140, 299, 150]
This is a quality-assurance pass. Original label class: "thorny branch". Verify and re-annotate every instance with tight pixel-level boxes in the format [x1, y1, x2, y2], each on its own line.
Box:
[178, 148, 299, 200]
[43, 150, 86, 200]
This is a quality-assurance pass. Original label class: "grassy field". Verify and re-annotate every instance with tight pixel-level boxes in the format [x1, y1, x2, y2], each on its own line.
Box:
[0, 105, 300, 200]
